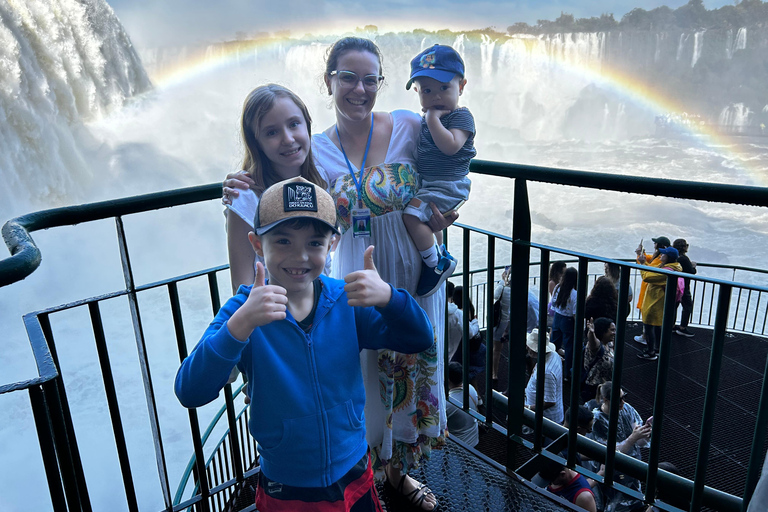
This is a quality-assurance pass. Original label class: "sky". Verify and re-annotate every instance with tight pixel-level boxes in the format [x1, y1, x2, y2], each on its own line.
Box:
[106, 0, 734, 49]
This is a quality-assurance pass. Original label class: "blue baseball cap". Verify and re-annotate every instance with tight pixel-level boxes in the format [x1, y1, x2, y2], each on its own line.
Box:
[658, 246, 679, 262]
[406, 44, 465, 90]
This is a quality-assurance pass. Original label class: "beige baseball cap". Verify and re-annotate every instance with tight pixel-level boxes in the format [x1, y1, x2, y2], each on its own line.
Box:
[254, 177, 339, 235]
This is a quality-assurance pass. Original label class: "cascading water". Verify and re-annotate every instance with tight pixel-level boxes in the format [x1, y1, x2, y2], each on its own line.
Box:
[2, 11, 768, 510]
[0, 0, 150, 218]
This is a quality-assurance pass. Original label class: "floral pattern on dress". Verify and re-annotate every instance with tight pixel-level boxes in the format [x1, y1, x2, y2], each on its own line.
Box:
[330, 163, 418, 232]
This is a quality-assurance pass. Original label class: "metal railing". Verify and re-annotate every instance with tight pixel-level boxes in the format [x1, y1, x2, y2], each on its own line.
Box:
[2, 161, 768, 512]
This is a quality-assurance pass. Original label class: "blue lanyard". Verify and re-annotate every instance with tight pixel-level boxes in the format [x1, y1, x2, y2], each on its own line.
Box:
[335, 113, 373, 208]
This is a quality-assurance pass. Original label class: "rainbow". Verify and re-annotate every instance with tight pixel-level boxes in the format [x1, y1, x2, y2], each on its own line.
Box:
[147, 34, 768, 186]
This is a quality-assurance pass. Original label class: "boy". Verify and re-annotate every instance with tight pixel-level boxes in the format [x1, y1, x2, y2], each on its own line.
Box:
[404, 44, 476, 298]
[175, 177, 433, 511]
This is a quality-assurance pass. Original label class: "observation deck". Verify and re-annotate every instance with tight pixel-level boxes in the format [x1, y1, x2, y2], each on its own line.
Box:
[2, 161, 767, 512]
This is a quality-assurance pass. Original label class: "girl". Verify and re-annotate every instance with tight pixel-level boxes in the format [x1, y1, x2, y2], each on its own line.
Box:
[225, 84, 327, 291]
[551, 266, 578, 381]
[547, 261, 567, 329]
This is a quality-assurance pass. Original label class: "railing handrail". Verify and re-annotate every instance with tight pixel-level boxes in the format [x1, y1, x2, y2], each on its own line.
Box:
[0, 183, 222, 287]
[3, 161, 768, 512]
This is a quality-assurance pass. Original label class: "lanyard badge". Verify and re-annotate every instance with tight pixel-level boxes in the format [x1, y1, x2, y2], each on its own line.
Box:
[336, 114, 373, 239]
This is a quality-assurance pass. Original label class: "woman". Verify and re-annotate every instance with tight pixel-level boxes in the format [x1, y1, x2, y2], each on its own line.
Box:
[636, 246, 682, 361]
[588, 382, 651, 512]
[315, 37, 456, 510]
[584, 276, 618, 324]
[604, 262, 633, 314]
[581, 317, 615, 404]
[547, 261, 567, 328]
[491, 267, 511, 390]
[551, 267, 577, 381]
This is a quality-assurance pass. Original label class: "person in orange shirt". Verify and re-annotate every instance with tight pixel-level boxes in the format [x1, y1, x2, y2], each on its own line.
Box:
[632, 236, 670, 346]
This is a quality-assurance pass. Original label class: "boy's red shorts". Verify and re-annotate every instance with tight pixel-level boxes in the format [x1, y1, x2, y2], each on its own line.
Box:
[254, 453, 383, 512]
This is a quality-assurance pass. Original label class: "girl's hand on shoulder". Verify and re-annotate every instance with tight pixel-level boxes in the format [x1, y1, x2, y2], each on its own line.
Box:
[427, 202, 458, 233]
[222, 171, 255, 205]
[344, 246, 392, 308]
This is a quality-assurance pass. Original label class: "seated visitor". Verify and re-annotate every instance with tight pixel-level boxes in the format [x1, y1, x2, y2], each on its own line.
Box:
[445, 361, 480, 447]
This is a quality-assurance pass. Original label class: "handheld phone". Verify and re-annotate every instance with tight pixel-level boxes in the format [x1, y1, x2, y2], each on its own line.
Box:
[444, 199, 466, 217]
[645, 416, 654, 427]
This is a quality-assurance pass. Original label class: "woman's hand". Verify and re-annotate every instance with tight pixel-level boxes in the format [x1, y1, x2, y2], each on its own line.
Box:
[426, 202, 459, 233]
[222, 171, 254, 205]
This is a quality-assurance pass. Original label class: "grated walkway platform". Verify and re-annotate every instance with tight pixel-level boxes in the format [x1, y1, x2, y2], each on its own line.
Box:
[485, 322, 768, 500]
[226, 438, 578, 511]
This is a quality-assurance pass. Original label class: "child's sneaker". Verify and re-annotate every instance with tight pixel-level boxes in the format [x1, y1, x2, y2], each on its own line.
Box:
[633, 334, 647, 345]
[416, 245, 457, 297]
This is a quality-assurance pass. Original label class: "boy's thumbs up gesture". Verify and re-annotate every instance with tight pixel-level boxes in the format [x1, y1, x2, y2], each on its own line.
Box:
[344, 246, 392, 308]
[227, 262, 288, 340]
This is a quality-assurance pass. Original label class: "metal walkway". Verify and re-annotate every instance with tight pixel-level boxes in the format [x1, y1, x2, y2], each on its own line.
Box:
[484, 322, 768, 501]
[225, 437, 577, 512]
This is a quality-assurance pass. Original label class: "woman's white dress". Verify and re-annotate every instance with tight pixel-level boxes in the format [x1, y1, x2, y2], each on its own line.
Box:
[313, 109, 447, 472]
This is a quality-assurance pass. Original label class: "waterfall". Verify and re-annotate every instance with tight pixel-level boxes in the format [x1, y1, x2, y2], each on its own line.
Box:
[0, 0, 150, 216]
[719, 103, 751, 129]
[480, 34, 495, 83]
[676, 33, 687, 61]
[691, 30, 704, 67]
[735, 27, 747, 52]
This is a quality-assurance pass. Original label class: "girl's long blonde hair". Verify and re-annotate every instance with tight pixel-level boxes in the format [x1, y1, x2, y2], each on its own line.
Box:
[240, 84, 327, 195]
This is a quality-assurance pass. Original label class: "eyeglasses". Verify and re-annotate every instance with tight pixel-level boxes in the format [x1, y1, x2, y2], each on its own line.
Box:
[330, 70, 385, 91]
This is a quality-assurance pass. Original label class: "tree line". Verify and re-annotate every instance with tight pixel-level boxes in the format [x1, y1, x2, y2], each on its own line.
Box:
[508, 0, 768, 34]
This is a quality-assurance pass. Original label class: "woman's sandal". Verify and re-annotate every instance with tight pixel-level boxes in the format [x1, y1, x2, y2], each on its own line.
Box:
[393, 474, 438, 511]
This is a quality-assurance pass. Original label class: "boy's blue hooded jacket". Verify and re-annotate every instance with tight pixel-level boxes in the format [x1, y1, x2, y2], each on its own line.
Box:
[175, 275, 433, 488]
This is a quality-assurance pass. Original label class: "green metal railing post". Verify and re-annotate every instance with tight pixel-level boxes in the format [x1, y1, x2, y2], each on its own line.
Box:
[484, 237, 496, 426]
[116, 216, 173, 508]
[645, 273, 680, 501]
[744, 348, 768, 509]
[462, 229, 471, 410]
[604, 263, 632, 486]
[509, 178, 531, 467]
[690, 284, 731, 512]
[566, 258, 588, 468]
[535, 250, 550, 453]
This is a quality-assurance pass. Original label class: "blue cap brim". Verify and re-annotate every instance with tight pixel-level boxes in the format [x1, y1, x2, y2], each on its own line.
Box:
[406, 68, 459, 90]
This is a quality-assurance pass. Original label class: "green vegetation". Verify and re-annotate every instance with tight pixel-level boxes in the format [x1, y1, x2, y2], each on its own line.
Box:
[507, 0, 768, 34]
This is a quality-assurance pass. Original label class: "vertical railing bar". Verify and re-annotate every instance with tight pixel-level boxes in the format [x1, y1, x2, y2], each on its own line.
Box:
[218, 450, 226, 511]
[169, 281, 210, 511]
[690, 284, 731, 512]
[484, 236, 496, 427]
[213, 269, 245, 484]
[461, 228, 471, 413]
[88, 301, 139, 512]
[733, 288, 742, 330]
[708, 283, 716, 328]
[566, 258, 588, 468]
[223, 440, 232, 483]
[744, 332, 768, 508]
[693, 280, 702, 325]
[42, 378, 85, 511]
[509, 177, 532, 471]
[742, 289, 752, 332]
[762, 291, 768, 335]
[39, 313, 92, 511]
[750, 292, 761, 334]
[646, 274, 678, 501]
[605, 263, 631, 486]
[28, 385, 68, 511]
[536, 249, 550, 454]
[115, 215, 172, 508]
